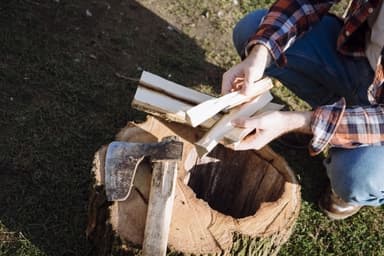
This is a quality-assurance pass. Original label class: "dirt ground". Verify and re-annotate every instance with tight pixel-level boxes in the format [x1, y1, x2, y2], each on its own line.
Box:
[0, 0, 236, 254]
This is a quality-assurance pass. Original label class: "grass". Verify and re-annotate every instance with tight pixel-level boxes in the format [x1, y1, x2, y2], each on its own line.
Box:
[1, 0, 384, 255]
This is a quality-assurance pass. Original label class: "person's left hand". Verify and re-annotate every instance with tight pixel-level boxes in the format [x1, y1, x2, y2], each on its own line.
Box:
[221, 44, 272, 96]
[230, 111, 313, 150]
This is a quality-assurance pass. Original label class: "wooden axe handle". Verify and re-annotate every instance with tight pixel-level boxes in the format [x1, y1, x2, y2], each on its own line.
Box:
[142, 136, 182, 256]
[142, 159, 178, 256]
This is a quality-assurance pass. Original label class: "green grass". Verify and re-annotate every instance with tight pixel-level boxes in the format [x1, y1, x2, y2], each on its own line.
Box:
[1, 0, 384, 255]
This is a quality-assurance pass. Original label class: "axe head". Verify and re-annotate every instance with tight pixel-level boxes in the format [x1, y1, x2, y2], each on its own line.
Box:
[105, 137, 183, 201]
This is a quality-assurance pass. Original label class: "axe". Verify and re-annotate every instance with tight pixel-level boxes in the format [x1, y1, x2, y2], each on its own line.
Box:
[104, 136, 183, 256]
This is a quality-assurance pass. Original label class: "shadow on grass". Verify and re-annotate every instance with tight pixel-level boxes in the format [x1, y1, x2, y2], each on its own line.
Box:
[270, 142, 329, 204]
[0, 0, 223, 255]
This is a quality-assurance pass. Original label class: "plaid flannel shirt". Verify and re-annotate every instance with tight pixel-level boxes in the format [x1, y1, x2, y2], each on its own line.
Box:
[247, 0, 384, 155]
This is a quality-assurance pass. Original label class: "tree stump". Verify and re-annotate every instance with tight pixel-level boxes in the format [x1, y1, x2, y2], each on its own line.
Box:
[87, 116, 301, 255]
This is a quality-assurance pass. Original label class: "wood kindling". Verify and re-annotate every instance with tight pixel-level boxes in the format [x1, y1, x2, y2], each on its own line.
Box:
[132, 78, 220, 129]
[132, 86, 193, 125]
[139, 71, 212, 105]
[132, 71, 279, 155]
[186, 77, 273, 127]
[194, 92, 273, 157]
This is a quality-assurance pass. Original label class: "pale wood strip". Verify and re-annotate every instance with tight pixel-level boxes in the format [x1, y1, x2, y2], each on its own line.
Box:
[194, 92, 273, 157]
[132, 86, 219, 128]
[140, 71, 212, 105]
[185, 78, 273, 127]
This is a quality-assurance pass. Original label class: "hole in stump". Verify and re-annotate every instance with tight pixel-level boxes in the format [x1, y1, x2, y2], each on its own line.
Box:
[186, 145, 285, 218]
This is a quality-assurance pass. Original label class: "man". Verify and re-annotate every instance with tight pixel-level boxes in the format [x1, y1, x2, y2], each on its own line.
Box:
[222, 0, 384, 220]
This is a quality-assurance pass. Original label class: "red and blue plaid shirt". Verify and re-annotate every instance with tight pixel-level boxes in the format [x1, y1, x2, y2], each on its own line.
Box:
[247, 0, 384, 155]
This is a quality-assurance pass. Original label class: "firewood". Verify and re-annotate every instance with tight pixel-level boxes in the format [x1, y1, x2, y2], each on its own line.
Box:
[132, 71, 284, 155]
[185, 78, 273, 127]
[139, 71, 212, 105]
[131, 86, 219, 128]
[132, 85, 281, 136]
[195, 92, 273, 157]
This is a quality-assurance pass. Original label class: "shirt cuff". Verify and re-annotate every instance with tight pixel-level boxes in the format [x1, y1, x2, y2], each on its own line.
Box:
[245, 36, 287, 66]
[309, 98, 346, 156]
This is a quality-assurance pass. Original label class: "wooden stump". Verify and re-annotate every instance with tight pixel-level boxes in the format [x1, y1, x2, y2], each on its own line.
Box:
[87, 116, 301, 255]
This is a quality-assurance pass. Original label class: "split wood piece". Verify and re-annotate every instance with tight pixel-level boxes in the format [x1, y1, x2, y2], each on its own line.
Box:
[133, 72, 279, 139]
[132, 86, 219, 128]
[131, 85, 280, 133]
[195, 91, 273, 158]
[132, 86, 191, 125]
[223, 102, 284, 145]
[140, 71, 212, 105]
[186, 77, 273, 127]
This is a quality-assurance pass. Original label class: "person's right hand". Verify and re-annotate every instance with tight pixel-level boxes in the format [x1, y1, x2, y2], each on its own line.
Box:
[230, 110, 312, 150]
[221, 44, 272, 96]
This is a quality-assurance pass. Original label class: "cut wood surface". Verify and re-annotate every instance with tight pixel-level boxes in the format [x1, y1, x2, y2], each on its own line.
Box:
[186, 77, 273, 127]
[195, 92, 273, 157]
[88, 71, 300, 256]
[87, 116, 301, 256]
[223, 102, 284, 145]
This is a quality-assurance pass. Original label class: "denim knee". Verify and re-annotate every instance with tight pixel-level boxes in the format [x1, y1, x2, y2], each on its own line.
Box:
[232, 9, 267, 58]
[324, 146, 384, 206]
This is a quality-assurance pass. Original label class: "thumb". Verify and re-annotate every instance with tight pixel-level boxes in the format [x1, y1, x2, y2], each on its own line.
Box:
[242, 66, 263, 95]
[242, 69, 255, 95]
[233, 130, 274, 151]
[231, 117, 259, 128]
[232, 132, 264, 151]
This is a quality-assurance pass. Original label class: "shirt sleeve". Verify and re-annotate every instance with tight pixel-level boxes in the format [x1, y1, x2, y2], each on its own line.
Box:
[309, 98, 384, 155]
[246, 0, 337, 66]
[309, 98, 346, 155]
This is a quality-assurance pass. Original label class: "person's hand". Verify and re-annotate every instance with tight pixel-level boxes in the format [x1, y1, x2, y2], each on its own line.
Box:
[230, 111, 313, 150]
[221, 44, 272, 96]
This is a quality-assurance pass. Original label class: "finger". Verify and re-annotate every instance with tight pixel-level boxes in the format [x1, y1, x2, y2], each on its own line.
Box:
[234, 131, 272, 151]
[242, 64, 265, 95]
[233, 76, 244, 82]
[242, 68, 257, 95]
[232, 132, 263, 151]
[231, 116, 260, 128]
[230, 77, 243, 91]
[221, 67, 243, 95]
[221, 71, 238, 95]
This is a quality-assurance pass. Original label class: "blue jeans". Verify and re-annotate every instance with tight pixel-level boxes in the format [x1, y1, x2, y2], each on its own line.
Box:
[233, 10, 384, 206]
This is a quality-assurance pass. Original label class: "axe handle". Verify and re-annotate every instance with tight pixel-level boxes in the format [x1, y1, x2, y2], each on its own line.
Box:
[142, 159, 178, 256]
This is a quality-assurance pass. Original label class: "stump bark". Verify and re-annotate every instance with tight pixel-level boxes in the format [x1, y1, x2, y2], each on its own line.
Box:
[87, 116, 301, 255]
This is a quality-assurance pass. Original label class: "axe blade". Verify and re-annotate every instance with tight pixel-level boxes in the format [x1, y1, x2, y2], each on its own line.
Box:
[104, 138, 183, 201]
[105, 141, 145, 201]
